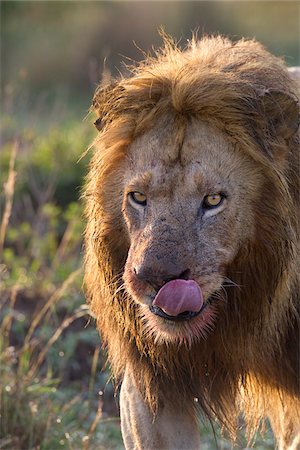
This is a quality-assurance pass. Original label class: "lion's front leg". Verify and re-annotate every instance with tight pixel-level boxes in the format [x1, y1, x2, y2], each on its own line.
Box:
[268, 395, 300, 450]
[120, 369, 200, 450]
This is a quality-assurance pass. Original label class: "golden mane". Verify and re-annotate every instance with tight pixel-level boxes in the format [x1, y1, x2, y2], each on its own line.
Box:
[84, 35, 299, 440]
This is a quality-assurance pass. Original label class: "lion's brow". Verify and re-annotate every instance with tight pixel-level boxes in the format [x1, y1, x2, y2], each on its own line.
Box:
[126, 172, 153, 190]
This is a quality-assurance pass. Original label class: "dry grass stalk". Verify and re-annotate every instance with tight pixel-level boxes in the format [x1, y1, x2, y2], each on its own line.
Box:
[87, 396, 103, 438]
[23, 267, 82, 347]
[52, 219, 76, 266]
[88, 346, 101, 399]
[0, 284, 19, 339]
[28, 304, 89, 379]
[0, 141, 18, 259]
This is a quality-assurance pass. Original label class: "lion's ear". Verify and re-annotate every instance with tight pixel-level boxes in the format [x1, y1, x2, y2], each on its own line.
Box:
[92, 81, 119, 132]
[262, 91, 299, 140]
[94, 117, 103, 131]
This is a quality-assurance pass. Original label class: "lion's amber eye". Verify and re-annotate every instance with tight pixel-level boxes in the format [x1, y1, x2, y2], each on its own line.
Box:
[203, 193, 224, 209]
[129, 191, 147, 207]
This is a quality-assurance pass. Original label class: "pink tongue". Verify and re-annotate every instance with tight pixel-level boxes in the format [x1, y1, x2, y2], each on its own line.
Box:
[153, 279, 203, 317]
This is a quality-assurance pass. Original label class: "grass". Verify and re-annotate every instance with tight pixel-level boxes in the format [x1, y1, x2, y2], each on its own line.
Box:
[0, 117, 123, 450]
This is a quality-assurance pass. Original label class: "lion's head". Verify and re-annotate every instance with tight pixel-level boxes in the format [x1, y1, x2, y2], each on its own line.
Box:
[84, 35, 299, 429]
[122, 115, 265, 346]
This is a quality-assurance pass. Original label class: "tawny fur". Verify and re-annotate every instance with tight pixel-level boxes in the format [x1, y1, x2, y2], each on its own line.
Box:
[84, 35, 299, 445]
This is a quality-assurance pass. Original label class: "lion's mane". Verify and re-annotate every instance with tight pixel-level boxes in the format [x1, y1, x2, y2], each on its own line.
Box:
[84, 35, 299, 439]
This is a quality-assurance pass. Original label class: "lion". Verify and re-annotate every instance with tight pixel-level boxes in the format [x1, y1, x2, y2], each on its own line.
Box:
[84, 35, 300, 449]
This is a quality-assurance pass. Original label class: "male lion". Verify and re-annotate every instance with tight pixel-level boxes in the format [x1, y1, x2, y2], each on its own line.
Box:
[84, 36, 300, 449]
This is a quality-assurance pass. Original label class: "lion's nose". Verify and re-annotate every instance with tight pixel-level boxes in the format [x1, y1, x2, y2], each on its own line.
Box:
[134, 265, 191, 291]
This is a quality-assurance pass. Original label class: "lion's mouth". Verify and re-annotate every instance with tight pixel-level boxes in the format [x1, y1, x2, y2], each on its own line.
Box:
[149, 279, 208, 322]
[149, 302, 210, 322]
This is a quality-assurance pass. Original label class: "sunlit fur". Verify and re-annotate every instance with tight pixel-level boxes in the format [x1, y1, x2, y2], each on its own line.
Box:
[139, 302, 219, 348]
[84, 35, 299, 445]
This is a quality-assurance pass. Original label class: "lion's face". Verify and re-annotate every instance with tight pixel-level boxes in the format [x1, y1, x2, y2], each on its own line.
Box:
[122, 117, 263, 344]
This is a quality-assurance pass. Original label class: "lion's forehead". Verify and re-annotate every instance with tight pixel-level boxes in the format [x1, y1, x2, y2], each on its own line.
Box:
[126, 119, 259, 197]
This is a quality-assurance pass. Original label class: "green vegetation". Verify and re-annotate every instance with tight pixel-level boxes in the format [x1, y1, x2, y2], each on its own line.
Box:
[0, 113, 124, 449]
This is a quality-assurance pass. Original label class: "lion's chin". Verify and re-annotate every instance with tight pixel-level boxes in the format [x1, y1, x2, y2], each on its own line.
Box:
[138, 302, 218, 348]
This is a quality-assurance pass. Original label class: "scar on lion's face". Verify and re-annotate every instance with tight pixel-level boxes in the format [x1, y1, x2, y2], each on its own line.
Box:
[121, 117, 263, 344]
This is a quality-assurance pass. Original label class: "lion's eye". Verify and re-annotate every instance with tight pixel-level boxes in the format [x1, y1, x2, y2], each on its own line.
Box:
[203, 193, 224, 209]
[128, 191, 147, 207]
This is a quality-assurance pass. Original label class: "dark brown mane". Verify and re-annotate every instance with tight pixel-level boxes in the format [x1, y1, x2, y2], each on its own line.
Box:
[84, 35, 299, 441]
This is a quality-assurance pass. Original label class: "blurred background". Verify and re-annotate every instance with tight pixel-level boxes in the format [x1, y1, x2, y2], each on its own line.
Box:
[1, 2, 299, 449]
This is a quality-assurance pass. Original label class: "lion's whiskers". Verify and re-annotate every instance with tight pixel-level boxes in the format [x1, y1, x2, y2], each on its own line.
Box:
[222, 276, 243, 289]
